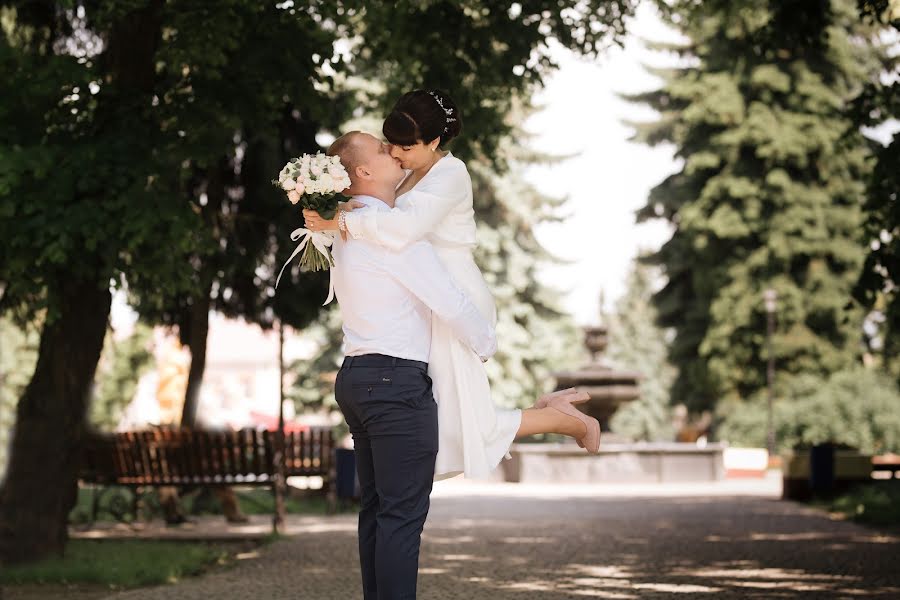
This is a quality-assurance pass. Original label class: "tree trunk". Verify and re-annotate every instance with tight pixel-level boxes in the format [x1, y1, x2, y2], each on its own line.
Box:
[180, 276, 213, 428]
[0, 1, 162, 564]
[180, 157, 229, 428]
[0, 280, 111, 564]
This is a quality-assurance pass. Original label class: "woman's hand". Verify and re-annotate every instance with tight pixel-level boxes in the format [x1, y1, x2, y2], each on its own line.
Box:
[338, 200, 365, 213]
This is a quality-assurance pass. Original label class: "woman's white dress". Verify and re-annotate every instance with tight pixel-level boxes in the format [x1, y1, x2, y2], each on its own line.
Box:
[343, 152, 522, 480]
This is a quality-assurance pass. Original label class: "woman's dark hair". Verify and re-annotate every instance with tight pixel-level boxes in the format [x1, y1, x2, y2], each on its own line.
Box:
[382, 89, 463, 148]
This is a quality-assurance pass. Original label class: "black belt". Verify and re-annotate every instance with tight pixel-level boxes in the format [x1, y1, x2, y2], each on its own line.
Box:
[342, 353, 428, 371]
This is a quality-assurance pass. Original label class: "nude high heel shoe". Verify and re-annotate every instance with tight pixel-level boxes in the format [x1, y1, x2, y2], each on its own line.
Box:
[534, 387, 588, 410]
[548, 395, 601, 454]
[534, 388, 591, 449]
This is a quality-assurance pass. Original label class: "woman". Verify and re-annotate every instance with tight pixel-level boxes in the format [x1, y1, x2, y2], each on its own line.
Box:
[304, 89, 599, 480]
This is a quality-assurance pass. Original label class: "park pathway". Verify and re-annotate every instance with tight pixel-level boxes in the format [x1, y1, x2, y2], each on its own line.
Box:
[100, 478, 900, 599]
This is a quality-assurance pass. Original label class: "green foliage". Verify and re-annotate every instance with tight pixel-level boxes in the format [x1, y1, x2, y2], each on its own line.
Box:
[88, 323, 154, 431]
[820, 481, 900, 527]
[628, 0, 886, 410]
[607, 258, 677, 441]
[0, 2, 203, 322]
[789, 368, 900, 453]
[718, 367, 900, 454]
[851, 4, 900, 383]
[348, 0, 637, 167]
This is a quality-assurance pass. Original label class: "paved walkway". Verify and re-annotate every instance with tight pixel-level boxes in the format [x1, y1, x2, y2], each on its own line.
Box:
[99, 477, 900, 599]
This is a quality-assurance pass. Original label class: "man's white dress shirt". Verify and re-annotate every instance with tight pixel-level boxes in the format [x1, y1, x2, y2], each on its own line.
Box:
[330, 194, 496, 363]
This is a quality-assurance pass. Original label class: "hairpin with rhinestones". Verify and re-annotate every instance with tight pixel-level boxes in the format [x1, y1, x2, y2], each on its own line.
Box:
[428, 90, 458, 133]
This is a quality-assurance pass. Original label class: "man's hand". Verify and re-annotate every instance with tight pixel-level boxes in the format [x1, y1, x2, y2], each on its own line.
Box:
[303, 200, 364, 234]
[302, 209, 338, 232]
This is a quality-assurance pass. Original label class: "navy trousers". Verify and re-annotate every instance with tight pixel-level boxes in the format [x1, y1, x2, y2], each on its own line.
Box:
[335, 354, 439, 600]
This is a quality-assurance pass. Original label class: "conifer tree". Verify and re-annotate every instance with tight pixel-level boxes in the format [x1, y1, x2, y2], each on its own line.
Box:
[606, 258, 676, 441]
[628, 0, 884, 410]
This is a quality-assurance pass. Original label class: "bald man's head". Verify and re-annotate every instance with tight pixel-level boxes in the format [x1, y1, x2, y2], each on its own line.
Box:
[327, 131, 367, 185]
[326, 131, 405, 200]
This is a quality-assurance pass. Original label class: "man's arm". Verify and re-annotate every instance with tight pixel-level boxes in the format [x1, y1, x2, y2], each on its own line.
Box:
[383, 241, 497, 360]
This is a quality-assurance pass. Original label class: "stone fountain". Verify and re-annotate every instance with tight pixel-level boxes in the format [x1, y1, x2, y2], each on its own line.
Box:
[552, 325, 640, 434]
[494, 324, 726, 484]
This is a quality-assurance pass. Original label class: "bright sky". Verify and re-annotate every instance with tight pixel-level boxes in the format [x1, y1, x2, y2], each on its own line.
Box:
[523, 2, 682, 325]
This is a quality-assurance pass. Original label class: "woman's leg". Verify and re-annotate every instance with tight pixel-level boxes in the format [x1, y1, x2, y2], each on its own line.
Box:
[515, 407, 587, 440]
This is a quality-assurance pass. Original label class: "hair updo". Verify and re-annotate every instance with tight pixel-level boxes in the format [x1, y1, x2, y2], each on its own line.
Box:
[382, 89, 463, 148]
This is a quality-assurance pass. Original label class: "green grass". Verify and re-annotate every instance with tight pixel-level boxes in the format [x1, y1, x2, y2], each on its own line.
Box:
[233, 488, 341, 516]
[0, 539, 230, 588]
[818, 481, 900, 527]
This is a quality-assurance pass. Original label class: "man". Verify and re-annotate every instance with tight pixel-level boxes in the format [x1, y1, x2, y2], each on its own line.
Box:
[325, 131, 496, 599]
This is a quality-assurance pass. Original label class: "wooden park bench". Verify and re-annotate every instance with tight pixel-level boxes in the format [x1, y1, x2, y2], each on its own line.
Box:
[78, 426, 337, 528]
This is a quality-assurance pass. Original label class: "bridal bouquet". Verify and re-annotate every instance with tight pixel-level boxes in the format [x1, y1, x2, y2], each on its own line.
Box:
[273, 152, 351, 293]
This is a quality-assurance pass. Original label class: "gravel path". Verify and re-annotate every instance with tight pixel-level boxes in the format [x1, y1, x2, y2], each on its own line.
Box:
[99, 481, 900, 599]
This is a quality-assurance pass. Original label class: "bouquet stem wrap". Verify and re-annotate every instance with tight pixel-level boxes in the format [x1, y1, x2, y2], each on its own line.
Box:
[275, 227, 336, 305]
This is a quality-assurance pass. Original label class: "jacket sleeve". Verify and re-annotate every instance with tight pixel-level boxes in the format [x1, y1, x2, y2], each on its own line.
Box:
[343, 161, 469, 251]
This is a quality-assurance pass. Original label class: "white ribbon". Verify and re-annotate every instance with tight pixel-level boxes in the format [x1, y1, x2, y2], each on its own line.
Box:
[275, 227, 337, 305]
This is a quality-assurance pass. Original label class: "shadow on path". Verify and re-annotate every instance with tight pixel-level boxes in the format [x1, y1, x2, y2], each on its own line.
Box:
[100, 494, 900, 599]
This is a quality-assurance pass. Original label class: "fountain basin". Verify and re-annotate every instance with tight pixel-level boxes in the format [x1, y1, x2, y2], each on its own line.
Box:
[495, 442, 727, 484]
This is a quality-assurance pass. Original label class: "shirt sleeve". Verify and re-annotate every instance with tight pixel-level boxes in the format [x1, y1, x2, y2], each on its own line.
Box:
[383, 240, 497, 360]
[343, 161, 470, 251]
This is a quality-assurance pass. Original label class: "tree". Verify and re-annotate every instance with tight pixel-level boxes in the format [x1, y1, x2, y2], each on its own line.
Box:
[606, 258, 677, 442]
[0, 0, 358, 563]
[627, 0, 886, 411]
[851, 0, 900, 382]
[0, 1, 200, 563]
[124, 2, 349, 427]
[347, 1, 637, 166]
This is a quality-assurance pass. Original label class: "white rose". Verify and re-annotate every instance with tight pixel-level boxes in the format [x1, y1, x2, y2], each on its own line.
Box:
[281, 178, 296, 191]
[311, 165, 322, 176]
[319, 173, 334, 191]
[287, 190, 301, 204]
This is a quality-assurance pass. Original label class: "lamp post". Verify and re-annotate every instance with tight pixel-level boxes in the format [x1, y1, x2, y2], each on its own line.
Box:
[273, 320, 287, 533]
[763, 289, 777, 456]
